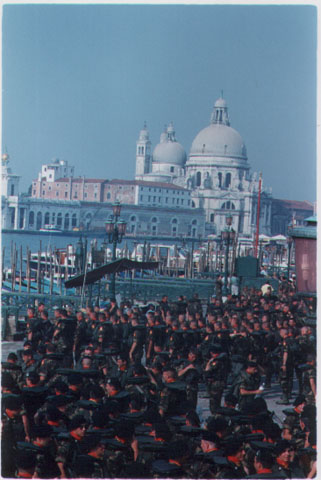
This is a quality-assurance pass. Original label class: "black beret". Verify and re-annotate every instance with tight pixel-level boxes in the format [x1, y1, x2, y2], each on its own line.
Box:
[32, 425, 53, 438]
[68, 414, 87, 431]
[275, 440, 292, 455]
[16, 450, 36, 470]
[201, 429, 219, 443]
[4, 394, 23, 410]
[115, 421, 135, 439]
[293, 395, 306, 407]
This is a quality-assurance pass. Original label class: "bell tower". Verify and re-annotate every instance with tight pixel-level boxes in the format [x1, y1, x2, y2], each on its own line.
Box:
[135, 122, 151, 179]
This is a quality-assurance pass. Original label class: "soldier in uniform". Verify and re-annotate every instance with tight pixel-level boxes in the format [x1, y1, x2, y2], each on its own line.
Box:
[55, 414, 87, 477]
[302, 354, 316, 405]
[204, 345, 227, 414]
[238, 361, 262, 410]
[25, 424, 60, 478]
[158, 367, 187, 418]
[129, 317, 145, 364]
[74, 434, 109, 478]
[215, 437, 247, 478]
[277, 328, 295, 405]
[177, 348, 201, 409]
[2, 395, 26, 477]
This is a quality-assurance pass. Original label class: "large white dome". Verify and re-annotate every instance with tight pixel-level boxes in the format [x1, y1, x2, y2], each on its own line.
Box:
[190, 123, 247, 159]
[153, 141, 186, 165]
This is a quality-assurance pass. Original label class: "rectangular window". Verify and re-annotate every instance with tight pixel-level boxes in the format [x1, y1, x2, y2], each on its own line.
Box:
[140, 195, 143, 201]
[177, 198, 179, 204]
[148, 196, 151, 201]
[42, 190, 45, 195]
[158, 197, 161, 202]
[84, 193, 87, 198]
[172, 198, 175, 204]
[165, 198, 168, 203]
[65, 192, 68, 198]
[153, 196, 156, 202]
[33, 190, 36, 195]
[94, 193, 97, 198]
[48, 186, 51, 191]
[181, 199, 184, 205]
[56, 192, 59, 197]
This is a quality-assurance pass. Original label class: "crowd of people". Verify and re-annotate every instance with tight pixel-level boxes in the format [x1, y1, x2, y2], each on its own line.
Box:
[1, 279, 316, 478]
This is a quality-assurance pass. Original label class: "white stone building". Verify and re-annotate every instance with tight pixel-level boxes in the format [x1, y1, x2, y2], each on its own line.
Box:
[135, 96, 273, 237]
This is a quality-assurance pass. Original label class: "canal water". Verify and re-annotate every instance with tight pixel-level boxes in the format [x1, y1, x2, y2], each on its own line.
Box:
[1, 231, 195, 269]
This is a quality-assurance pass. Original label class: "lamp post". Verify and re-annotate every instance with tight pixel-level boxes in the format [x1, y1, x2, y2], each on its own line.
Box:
[221, 215, 236, 296]
[287, 235, 293, 280]
[105, 201, 127, 298]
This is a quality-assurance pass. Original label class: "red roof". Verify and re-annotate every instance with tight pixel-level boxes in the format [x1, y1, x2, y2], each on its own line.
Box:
[55, 177, 108, 183]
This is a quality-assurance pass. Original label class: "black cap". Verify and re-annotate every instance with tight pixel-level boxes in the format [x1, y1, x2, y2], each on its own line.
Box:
[26, 371, 40, 384]
[50, 395, 71, 407]
[16, 450, 37, 470]
[115, 421, 135, 440]
[68, 414, 87, 432]
[293, 395, 306, 407]
[106, 377, 121, 390]
[209, 344, 223, 354]
[206, 416, 228, 433]
[82, 433, 105, 452]
[4, 394, 23, 410]
[255, 448, 275, 467]
[275, 440, 292, 455]
[201, 429, 219, 443]
[246, 360, 258, 368]
[224, 436, 244, 456]
[168, 440, 189, 460]
[32, 425, 53, 438]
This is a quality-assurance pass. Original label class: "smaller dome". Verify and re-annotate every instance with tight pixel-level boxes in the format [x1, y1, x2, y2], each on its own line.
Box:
[153, 141, 186, 166]
[214, 97, 227, 108]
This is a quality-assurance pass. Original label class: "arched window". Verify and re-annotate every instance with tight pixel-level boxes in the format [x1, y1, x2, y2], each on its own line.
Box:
[225, 173, 231, 188]
[36, 212, 42, 230]
[218, 172, 222, 188]
[221, 201, 235, 210]
[57, 213, 62, 227]
[131, 215, 137, 222]
[151, 217, 158, 223]
[172, 218, 178, 224]
[196, 171, 201, 187]
[192, 227, 197, 237]
[29, 211, 34, 227]
[192, 219, 197, 226]
[44, 212, 50, 225]
[64, 213, 70, 230]
[72, 214, 77, 227]
[191, 201, 196, 208]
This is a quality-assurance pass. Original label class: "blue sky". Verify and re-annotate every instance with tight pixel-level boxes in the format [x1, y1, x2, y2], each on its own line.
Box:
[2, 4, 317, 202]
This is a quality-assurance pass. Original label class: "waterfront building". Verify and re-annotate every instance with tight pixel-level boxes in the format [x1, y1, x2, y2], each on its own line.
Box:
[136, 96, 273, 237]
[2, 96, 314, 237]
[1, 153, 21, 229]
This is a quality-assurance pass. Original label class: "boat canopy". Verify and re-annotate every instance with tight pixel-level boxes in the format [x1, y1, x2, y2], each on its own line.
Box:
[64, 258, 159, 288]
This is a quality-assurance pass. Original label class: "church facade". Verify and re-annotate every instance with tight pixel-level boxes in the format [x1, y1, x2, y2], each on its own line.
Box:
[135, 96, 273, 238]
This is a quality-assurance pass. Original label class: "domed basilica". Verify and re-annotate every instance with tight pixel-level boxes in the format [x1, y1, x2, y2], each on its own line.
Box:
[135, 96, 272, 237]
